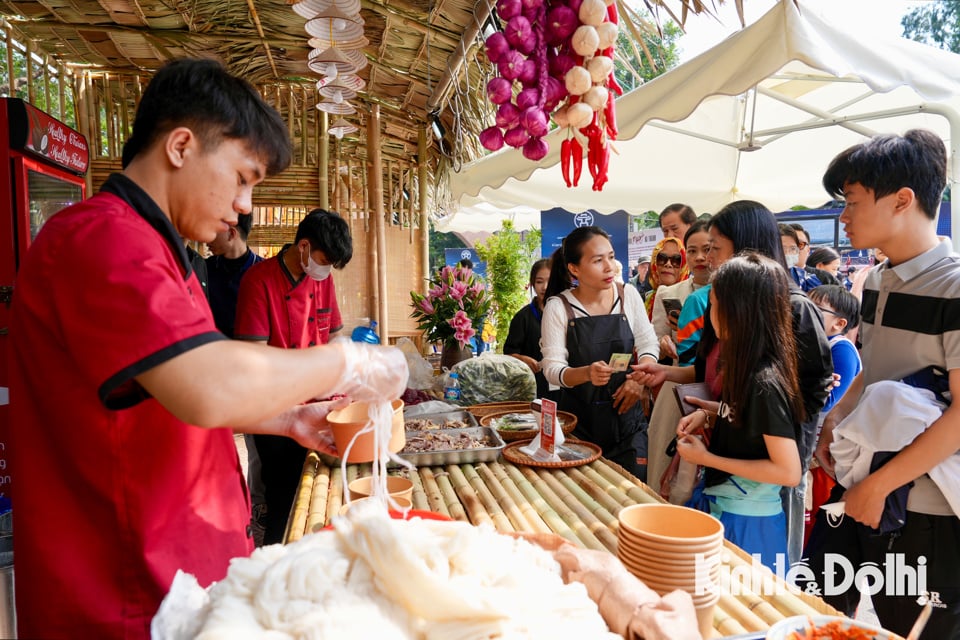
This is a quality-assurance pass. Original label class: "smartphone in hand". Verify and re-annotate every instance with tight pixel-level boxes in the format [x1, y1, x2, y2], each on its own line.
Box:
[661, 297, 683, 322]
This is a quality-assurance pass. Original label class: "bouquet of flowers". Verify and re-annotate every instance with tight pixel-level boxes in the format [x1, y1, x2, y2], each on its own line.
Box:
[410, 265, 491, 349]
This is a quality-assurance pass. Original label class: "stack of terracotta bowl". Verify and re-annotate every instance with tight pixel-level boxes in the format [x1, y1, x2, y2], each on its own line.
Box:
[327, 398, 405, 463]
[617, 504, 724, 638]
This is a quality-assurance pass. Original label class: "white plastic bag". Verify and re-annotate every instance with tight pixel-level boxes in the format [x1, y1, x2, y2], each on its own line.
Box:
[396, 337, 435, 390]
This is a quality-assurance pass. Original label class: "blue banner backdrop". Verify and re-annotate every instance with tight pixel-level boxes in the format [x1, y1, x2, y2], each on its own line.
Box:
[444, 247, 487, 279]
[541, 208, 631, 283]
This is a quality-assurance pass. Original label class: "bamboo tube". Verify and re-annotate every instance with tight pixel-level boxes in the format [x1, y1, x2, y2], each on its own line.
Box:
[25, 39, 34, 106]
[722, 545, 826, 619]
[305, 464, 331, 534]
[534, 469, 617, 552]
[287, 452, 320, 542]
[445, 465, 493, 527]
[517, 466, 607, 551]
[324, 466, 344, 528]
[554, 469, 618, 528]
[417, 125, 429, 297]
[578, 464, 641, 508]
[503, 464, 581, 545]
[487, 463, 551, 533]
[57, 63, 66, 121]
[566, 466, 629, 514]
[590, 461, 661, 504]
[418, 468, 451, 517]
[460, 464, 513, 532]
[407, 469, 430, 511]
[43, 53, 50, 112]
[475, 463, 534, 532]
[719, 565, 807, 625]
[434, 470, 468, 522]
[717, 593, 770, 632]
[711, 605, 748, 638]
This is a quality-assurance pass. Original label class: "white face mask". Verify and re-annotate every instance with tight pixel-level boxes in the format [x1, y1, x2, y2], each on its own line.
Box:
[300, 246, 332, 281]
[785, 254, 799, 269]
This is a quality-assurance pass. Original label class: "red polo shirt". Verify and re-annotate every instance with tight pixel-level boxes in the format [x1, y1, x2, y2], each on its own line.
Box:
[234, 244, 342, 348]
[9, 174, 252, 640]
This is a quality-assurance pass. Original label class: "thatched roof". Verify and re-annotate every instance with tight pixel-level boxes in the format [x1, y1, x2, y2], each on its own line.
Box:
[0, 0, 739, 189]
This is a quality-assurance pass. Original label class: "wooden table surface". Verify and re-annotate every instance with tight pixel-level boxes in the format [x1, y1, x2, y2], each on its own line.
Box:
[286, 451, 840, 639]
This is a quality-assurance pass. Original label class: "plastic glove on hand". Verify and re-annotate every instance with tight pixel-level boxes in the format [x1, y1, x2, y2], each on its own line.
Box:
[332, 341, 409, 404]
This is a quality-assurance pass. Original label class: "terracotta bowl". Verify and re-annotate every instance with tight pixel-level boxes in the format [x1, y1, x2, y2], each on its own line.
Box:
[617, 546, 722, 575]
[348, 475, 414, 502]
[338, 495, 412, 516]
[617, 530, 724, 560]
[618, 504, 724, 546]
[327, 399, 405, 463]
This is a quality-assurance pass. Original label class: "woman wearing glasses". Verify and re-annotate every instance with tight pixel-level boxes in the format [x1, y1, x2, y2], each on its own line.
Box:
[540, 226, 659, 477]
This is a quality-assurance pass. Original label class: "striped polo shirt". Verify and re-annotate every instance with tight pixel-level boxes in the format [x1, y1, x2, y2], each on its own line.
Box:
[859, 239, 960, 515]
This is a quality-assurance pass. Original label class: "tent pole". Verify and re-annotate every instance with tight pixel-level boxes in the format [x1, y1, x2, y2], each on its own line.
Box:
[921, 104, 960, 252]
[368, 104, 389, 340]
[418, 125, 430, 295]
[319, 112, 329, 210]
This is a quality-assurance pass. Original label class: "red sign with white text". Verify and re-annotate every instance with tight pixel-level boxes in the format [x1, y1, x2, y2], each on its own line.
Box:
[6, 98, 89, 175]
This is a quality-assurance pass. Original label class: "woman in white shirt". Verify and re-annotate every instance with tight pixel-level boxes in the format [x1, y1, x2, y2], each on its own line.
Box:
[541, 226, 659, 476]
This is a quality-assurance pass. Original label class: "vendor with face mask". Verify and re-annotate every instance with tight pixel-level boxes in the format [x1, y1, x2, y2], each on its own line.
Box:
[779, 223, 822, 293]
[235, 208, 353, 544]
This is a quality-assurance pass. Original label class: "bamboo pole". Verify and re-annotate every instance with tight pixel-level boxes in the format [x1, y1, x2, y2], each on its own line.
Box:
[445, 464, 493, 527]
[590, 461, 661, 504]
[42, 52, 50, 111]
[104, 75, 117, 158]
[717, 593, 770, 632]
[319, 111, 329, 209]
[368, 104, 388, 336]
[475, 463, 534, 533]
[5, 29, 13, 102]
[712, 605, 749, 638]
[460, 464, 513, 532]
[434, 470, 468, 521]
[566, 466, 629, 514]
[118, 76, 129, 147]
[361, 151, 370, 234]
[306, 463, 331, 534]
[487, 462, 551, 533]
[532, 468, 616, 552]
[324, 466, 345, 528]
[407, 469, 430, 511]
[418, 468, 451, 516]
[24, 39, 33, 105]
[503, 464, 583, 547]
[334, 138, 342, 212]
[418, 125, 429, 294]
[288, 453, 320, 542]
[57, 63, 66, 121]
[554, 470, 618, 528]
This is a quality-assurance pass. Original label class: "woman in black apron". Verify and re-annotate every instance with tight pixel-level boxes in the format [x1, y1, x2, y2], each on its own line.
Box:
[540, 226, 659, 476]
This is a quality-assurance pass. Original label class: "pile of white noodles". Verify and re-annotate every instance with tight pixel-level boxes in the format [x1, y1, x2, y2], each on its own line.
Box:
[152, 505, 620, 639]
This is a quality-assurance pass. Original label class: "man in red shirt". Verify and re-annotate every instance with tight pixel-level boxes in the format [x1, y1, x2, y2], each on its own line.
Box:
[235, 209, 353, 544]
[8, 58, 407, 640]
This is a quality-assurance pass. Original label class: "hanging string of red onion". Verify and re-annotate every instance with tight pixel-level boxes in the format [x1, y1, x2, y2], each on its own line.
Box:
[480, 0, 620, 190]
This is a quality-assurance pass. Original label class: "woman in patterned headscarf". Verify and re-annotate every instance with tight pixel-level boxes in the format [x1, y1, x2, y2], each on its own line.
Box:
[644, 236, 689, 320]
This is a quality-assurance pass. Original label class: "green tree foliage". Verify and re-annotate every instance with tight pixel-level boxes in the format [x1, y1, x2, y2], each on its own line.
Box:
[0, 40, 77, 127]
[614, 19, 683, 93]
[475, 221, 542, 351]
[901, 0, 960, 53]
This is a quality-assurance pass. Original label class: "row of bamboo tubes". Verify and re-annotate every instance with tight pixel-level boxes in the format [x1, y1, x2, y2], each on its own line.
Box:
[286, 453, 840, 638]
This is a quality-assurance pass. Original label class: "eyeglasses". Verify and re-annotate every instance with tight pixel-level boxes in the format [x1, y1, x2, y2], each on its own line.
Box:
[656, 253, 683, 267]
[798, 241, 809, 250]
[784, 247, 800, 256]
[815, 306, 837, 318]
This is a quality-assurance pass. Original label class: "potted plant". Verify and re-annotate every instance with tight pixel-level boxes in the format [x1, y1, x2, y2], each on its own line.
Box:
[410, 265, 492, 370]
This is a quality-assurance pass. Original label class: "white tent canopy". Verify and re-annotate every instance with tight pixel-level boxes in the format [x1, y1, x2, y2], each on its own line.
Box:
[450, 0, 960, 236]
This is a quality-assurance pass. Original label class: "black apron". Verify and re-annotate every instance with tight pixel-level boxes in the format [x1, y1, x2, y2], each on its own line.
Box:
[558, 284, 642, 475]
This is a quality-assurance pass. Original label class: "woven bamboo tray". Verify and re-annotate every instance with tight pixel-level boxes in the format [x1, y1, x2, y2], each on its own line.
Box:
[465, 401, 531, 418]
[479, 409, 578, 442]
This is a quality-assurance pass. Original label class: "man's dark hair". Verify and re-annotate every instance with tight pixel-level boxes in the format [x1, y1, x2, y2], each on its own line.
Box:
[458, 258, 474, 269]
[823, 129, 947, 220]
[778, 223, 800, 243]
[121, 58, 292, 177]
[658, 203, 697, 227]
[236, 213, 253, 240]
[809, 285, 860, 334]
[295, 209, 353, 269]
[789, 223, 809, 242]
[708, 200, 787, 269]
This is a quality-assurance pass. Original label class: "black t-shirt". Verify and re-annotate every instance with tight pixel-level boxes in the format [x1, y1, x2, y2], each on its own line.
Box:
[705, 370, 799, 487]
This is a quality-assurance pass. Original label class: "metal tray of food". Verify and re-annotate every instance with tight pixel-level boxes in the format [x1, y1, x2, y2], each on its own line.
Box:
[393, 426, 505, 467]
[402, 410, 478, 431]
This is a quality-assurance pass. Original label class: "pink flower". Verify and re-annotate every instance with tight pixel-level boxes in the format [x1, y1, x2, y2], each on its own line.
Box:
[449, 280, 468, 301]
[428, 286, 444, 300]
[454, 326, 476, 347]
[440, 266, 454, 282]
[448, 310, 472, 330]
[418, 298, 435, 314]
[470, 281, 484, 296]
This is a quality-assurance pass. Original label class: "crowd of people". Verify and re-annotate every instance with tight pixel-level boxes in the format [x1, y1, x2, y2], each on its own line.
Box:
[8, 55, 959, 640]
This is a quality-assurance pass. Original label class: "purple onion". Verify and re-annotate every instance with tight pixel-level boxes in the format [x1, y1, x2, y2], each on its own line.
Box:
[495, 102, 521, 128]
[517, 59, 538, 87]
[484, 32, 510, 63]
[542, 76, 567, 103]
[520, 106, 549, 137]
[567, 0, 582, 14]
[497, 50, 526, 81]
[504, 125, 531, 148]
[505, 16, 535, 55]
[516, 87, 539, 110]
[520, 0, 543, 13]
[486, 77, 513, 105]
[480, 126, 505, 151]
[545, 6, 578, 45]
[497, 0, 522, 20]
[548, 50, 576, 78]
[523, 137, 549, 161]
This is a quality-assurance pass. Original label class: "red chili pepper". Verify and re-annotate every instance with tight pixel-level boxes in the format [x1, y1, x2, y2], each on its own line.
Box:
[607, 3, 618, 24]
[579, 111, 598, 138]
[571, 137, 583, 186]
[604, 91, 618, 139]
[588, 135, 601, 185]
[607, 72, 624, 97]
[596, 143, 611, 191]
[560, 138, 572, 188]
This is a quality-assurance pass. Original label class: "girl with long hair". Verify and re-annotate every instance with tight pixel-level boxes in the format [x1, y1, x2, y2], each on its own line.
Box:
[675, 253, 805, 567]
[541, 226, 659, 475]
[503, 258, 556, 400]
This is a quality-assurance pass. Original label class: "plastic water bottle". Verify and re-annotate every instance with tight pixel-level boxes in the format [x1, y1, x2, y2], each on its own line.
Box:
[350, 320, 380, 344]
[444, 372, 462, 402]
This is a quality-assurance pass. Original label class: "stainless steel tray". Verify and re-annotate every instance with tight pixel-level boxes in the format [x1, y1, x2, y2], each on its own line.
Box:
[402, 410, 478, 431]
[393, 426, 505, 467]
